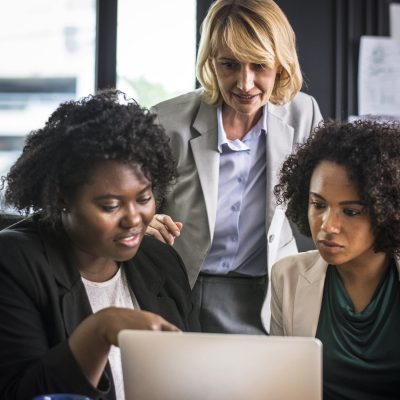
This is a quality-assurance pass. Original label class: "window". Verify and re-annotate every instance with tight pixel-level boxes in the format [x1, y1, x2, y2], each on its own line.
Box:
[117, 0, 196, 108]
[0, 0, 197, 212]
[0, 0, 96, 211]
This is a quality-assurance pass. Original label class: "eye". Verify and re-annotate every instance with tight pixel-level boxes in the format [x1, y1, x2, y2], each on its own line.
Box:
[309, 200, 325, 210]
[100, 205, 119, 212]
[220, 61, 239, 70]
[252, 63, 265, 71]
[343, 208, 362, 217]
[137, 195, 153, 205]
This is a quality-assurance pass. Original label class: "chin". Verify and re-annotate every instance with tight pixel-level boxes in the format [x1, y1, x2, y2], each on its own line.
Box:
[320, 253, 349, 267]
[115, 246, 141, 262]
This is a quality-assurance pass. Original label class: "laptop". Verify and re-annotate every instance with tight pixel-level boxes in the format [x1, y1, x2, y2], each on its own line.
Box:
[118, 330, 322, 400]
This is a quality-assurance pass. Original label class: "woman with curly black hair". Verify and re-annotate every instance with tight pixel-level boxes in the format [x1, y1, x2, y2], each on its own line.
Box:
[0, 90, 196, 400]
[271, 120, 400, 399]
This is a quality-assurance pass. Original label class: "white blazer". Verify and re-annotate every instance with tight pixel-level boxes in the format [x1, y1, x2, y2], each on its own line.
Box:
[152, 89, 322, 331]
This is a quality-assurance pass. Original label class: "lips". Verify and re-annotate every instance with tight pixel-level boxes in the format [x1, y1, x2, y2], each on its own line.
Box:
[317, 239, 344, 254]
[114, 231, 142, 248]
[232, 92, 260, 101]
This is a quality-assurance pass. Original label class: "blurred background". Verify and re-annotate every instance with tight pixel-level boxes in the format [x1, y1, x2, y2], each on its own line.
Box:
[0, 0, 399, 213]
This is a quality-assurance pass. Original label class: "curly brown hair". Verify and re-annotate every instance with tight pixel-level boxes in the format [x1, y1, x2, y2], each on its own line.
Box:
[2, 90, 176, 228]
[274, 119, 400, 255]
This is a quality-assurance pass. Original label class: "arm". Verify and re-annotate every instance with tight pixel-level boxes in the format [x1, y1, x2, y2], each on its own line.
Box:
[69, 308, 178, 387]
[0, 236, 178, 399]
[0, 256, 101, 400]
[164, 244, 201, 332]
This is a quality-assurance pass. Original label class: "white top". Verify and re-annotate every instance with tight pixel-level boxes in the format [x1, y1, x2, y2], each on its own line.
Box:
[82, 266, 139, 400]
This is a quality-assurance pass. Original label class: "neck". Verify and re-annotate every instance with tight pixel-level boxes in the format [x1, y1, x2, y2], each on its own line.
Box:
[69, 244, 119, 283]
[335, 251, 389, 285]
[222, 104, 263, 141]
[79, 261, 120, 283]
[335, 251, 390, 312]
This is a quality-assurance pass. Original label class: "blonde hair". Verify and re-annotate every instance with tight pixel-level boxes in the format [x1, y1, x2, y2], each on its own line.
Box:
[196, 0, 302, 105]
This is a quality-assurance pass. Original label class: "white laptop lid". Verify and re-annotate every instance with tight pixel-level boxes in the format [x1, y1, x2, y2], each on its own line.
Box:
[118, 330, 322, 400]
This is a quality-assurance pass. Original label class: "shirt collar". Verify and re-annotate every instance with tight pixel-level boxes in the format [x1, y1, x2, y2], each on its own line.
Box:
[216, 104, 268, 153]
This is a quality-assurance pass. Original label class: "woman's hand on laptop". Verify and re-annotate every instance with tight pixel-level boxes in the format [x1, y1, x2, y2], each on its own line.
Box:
[146, 214, 183, 245]
[68, 308, 179, 387]
[100, 308, 180, 347]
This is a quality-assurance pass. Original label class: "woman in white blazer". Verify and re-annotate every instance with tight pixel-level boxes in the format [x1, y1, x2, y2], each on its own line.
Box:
[271, 120, 400, 399]
[147, 0, 322, 334]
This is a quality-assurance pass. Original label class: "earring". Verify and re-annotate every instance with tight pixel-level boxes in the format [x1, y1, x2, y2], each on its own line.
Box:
[61, 207, 67, 212]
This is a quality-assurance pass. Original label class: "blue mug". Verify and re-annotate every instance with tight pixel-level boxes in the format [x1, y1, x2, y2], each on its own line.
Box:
[33, 395, 91, 400]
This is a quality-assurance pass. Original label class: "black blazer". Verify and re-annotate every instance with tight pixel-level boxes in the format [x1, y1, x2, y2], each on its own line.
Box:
[0, 217, 196, 400]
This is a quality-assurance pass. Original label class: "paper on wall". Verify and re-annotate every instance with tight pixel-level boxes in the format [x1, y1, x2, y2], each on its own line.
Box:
[358, 36, 400, 118]
[390, 3, 400, 40]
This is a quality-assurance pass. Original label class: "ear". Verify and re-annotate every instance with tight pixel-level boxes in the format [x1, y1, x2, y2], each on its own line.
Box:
[58, 194, 70, 212]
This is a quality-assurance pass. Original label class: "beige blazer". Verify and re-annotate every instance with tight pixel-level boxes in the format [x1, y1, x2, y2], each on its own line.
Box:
[270, 250, 400, 336]
[152, 89, 322, 330]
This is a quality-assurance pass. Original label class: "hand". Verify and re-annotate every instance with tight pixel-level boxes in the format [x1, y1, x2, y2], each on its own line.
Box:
[146, 214, 183, 245]
[68, 308, 179, 386]
[98, 307, 180, 347]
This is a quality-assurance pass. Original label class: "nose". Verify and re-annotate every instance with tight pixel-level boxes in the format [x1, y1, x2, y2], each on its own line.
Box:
[321, 209, 341, 234]
[236, 65, 254, 92]
[120, 204, 141, 228]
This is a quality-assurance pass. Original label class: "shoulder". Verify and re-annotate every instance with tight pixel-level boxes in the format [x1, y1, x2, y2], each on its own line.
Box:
[269, 92, 322, 142]
[270, 92, 320, 119]
[0, 218, 43, 258]
[271, 250, 321, 279]
[150, 90, 217, 147]
[0, 218, 53, 294]
[287, 91, 319, 111]
[135, 236, 189, 280]
[151, 89, 203, 118]
[137, 234, 174, 254]
[276, 92, 320, 118]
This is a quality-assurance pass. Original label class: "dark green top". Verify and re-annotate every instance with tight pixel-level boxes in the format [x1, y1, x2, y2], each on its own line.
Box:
[316, 261, 400, 400]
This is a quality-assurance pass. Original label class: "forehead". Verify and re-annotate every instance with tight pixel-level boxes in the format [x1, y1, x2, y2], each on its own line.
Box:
[84, 160, 148, 191]
[211, 22, 275, 64]
[214, 41, 269, 65]
[214, 43, 237, 58]
[310, 161, 359, 198]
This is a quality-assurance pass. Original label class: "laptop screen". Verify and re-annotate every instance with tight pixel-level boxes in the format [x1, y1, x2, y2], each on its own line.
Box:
[118, 330, 322, 400]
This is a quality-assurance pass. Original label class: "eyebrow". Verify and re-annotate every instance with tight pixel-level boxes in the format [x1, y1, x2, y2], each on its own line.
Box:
[309, 192, 365, 206]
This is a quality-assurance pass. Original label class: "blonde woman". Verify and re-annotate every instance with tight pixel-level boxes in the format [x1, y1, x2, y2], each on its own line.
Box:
[148, 0, 322, 334]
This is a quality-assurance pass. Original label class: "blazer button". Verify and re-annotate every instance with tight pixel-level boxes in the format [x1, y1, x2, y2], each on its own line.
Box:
[268, 234, 275, 243]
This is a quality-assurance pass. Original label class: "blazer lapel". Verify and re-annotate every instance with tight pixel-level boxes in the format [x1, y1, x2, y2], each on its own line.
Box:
[292, 256, 328, 337]
[292, 256, 400, 337]
[265, 103, 294, 226]
[41, 231, 93, 336]
[190, 101, 220, 240]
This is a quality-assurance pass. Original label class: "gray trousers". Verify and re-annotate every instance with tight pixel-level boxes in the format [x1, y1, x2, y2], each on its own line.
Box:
[191, 274, 268, 335]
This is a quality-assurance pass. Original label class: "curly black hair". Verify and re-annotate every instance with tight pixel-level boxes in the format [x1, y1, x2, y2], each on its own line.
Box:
[2, 89, 176, 227]
[274, 119, 400, 255]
